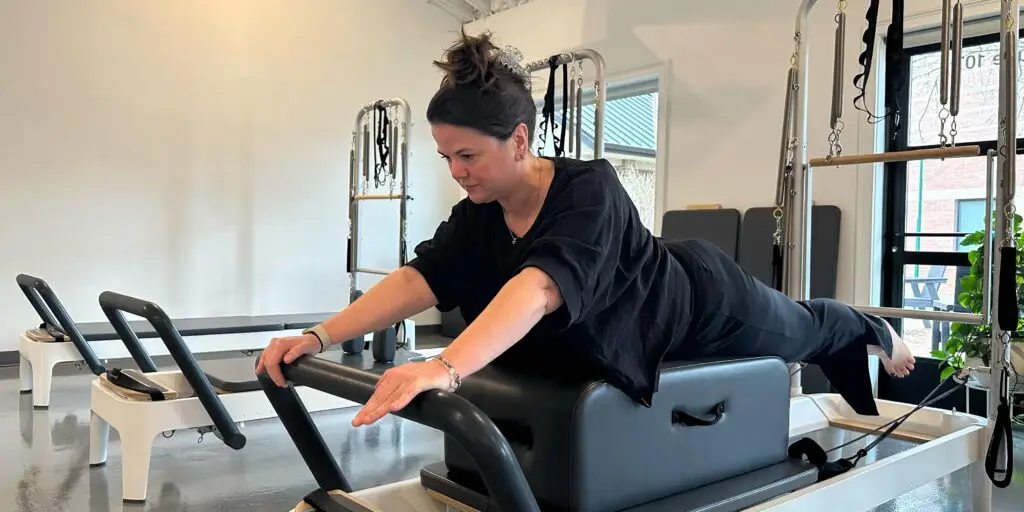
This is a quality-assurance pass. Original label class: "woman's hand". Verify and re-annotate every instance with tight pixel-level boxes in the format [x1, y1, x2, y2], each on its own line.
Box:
[255, 334, 321, 387]
[352, 360, 451, 427]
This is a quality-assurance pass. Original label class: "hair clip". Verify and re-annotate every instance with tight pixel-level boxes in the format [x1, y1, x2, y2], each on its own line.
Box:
[496, 45, 531, 89]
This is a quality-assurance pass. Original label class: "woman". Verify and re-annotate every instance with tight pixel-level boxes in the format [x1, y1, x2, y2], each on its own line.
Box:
[256, 29, 914, 427]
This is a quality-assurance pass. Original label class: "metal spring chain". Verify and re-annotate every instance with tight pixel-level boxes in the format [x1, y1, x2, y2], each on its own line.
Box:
[826, 0, 847, 162]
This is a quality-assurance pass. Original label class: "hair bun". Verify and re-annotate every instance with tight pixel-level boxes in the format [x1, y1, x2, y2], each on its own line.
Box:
[435, 29, 509, 90]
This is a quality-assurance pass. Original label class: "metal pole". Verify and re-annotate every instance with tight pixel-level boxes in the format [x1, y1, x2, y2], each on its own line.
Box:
[785, 0, 825, 396]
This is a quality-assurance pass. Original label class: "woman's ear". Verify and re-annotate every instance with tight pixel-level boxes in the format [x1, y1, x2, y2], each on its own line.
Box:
[513, 122, 530, 157]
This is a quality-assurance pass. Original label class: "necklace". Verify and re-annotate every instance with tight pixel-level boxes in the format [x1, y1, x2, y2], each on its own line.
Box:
[508, 227, 520, 245]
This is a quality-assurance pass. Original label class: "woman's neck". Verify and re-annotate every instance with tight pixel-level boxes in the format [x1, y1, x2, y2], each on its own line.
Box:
[500, 156, 552, 218]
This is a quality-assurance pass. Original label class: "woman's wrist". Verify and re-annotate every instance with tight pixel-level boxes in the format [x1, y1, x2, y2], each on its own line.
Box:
[432, 354, 462, 392]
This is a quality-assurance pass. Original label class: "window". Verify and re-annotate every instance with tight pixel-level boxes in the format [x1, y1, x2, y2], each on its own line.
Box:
[955, 198, 986, 251]
[881, 22, 1024, 358]
[533, 75, 660, 231]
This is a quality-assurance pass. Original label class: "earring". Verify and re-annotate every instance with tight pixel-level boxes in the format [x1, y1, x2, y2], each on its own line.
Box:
[515, 153, 524, 161]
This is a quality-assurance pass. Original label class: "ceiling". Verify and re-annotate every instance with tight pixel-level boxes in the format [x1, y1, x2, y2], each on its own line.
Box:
[425, 0, 534, 23]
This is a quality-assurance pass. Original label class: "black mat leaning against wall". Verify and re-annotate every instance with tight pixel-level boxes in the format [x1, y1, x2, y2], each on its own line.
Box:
[739, 205, 843, 394]
[660, 208, 742, 259]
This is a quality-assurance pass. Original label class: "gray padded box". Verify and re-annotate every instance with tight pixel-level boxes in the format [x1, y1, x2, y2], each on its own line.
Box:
[443, 356, 792, 511]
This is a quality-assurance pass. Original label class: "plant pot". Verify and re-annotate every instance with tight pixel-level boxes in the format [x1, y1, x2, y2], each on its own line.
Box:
[968, 366, 992, 390]
[966, 356, 986, 369]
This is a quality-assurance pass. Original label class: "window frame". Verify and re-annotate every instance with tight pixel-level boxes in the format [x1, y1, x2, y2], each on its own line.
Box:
[880, 24, 1024, 338]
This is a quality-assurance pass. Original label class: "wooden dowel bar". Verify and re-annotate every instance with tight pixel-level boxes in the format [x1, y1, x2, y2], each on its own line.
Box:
[809, 145, 980, 167]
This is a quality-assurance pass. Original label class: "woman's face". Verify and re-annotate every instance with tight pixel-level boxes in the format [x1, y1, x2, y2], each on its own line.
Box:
[431, 122, 528, 203]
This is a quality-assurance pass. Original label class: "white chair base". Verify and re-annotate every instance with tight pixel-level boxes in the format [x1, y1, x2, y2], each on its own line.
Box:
[89, 370, 360, 502]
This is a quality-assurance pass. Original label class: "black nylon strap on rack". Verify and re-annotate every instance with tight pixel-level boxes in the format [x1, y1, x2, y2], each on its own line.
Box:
[556, 62, 568, 157]
[853, 0, 904, 138]
[771, 246, 784, 291]
[537, 56, 560, 155]
[373, 103, 391, 188]
[789, 371, 966, 481]
[986, 364, 1014, 487]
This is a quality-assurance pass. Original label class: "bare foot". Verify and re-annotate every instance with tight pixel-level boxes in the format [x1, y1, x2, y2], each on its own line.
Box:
[866, 322, 916, 378]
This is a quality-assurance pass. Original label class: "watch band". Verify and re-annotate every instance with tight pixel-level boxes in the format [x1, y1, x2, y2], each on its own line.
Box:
[302, 324, 332, 353]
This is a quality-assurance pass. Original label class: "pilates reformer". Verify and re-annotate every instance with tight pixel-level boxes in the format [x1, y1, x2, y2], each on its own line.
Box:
[85, 289, 443, 503]
[199, 36, 986, 510]
[771, 0, 1016, 509]
[345, 97, 416, 361]
[14, 273, 327, 409]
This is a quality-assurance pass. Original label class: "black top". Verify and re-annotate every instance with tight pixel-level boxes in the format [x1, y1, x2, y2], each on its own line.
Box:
[406, 157, 694, 406]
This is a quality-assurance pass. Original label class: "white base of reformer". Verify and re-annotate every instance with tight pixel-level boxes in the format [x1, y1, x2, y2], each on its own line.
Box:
[89, 345, 441, 503]
[17, 321, 416, 409]
[286, 393, 993, 512]
[17, 329, 303, 408]
[89, 368, 359, 503]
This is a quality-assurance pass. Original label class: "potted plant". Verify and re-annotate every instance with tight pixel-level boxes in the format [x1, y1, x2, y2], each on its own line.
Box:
[931, 212, 1024, 386]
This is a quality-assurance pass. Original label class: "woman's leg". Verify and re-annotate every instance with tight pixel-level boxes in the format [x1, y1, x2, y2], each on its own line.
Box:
[664, 239, 914, 415]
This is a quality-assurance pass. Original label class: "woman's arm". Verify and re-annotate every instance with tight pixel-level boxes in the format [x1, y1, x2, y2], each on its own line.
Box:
[350, 266, 562, 427]
[318, 266, 439, 348]
[438, 266, 563, 377]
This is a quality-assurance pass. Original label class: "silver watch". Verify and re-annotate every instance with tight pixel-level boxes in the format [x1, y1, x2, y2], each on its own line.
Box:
[302, 324, 331, 352]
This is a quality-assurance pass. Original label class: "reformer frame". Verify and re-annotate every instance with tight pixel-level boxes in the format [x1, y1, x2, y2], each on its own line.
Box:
[346, 98, 416, 354]
[522, 49, 607, 159]
[348, 98, 412, 285]
[776, 1, 1019, 509]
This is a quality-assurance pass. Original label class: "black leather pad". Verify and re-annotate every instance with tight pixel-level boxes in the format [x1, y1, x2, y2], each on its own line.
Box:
[738, 205, 842, 300]
[443, 356, 792, 512]
[420, 458, 817, 512]
[196, 349, 422, 395]
[661, 209, 742, 260]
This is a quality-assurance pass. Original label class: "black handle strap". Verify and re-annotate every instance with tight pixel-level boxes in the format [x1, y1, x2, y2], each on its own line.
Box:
[986, 366, 1015, 488]
[997, 246, 1018, 329]
[672, 402, 725, 427]
[771, 243, 785, 292]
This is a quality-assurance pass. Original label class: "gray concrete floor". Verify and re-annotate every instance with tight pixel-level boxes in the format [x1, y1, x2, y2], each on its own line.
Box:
[3, 334, 1024, 511]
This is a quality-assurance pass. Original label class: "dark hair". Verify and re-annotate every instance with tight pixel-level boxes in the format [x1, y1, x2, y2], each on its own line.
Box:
[426, 28, 536, 144]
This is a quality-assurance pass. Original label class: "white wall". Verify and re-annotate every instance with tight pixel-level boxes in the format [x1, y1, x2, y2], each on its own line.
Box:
[469, 0, 1000, 307]
[0, 0, 461, 350]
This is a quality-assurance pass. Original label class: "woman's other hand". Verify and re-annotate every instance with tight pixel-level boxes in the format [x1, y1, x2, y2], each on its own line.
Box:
[255, 334, 321, 387]
[351, 360, 450, 427]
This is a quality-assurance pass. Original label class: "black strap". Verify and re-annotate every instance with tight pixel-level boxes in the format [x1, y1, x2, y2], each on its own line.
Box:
[771, 241, 785, 292]
[556, 62, 568, 157]
[789, 373, 965, 481]
[986, 365, 1015, 488]
[853, 0, 903, 137]
[537, 57, 559, 155]
[373, 103, 391, 188]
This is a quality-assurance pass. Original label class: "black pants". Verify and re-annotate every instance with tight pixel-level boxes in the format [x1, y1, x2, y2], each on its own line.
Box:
[664, 239, 893, 416]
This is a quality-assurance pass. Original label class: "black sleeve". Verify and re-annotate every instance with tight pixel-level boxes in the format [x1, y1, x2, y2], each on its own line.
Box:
[405, 200, 473, 312]
[517, 162, 625, 328]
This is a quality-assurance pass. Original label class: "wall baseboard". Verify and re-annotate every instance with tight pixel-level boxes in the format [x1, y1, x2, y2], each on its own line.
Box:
[0, 323, 445, 368]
